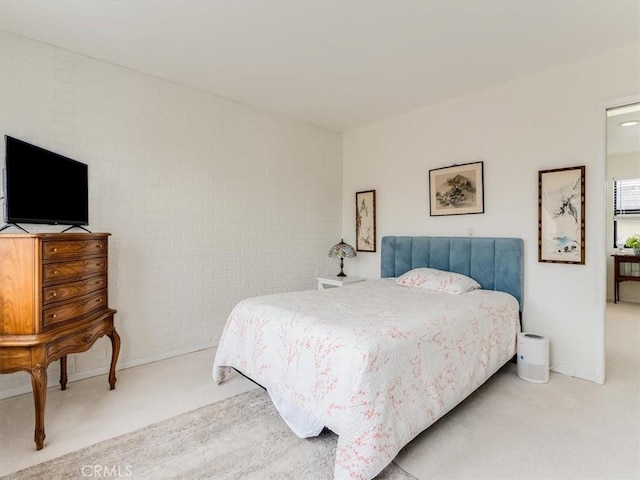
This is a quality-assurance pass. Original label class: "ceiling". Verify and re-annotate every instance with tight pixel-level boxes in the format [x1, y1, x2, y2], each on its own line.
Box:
[1, 0, 639, 133]
[607, 103, 640, 156]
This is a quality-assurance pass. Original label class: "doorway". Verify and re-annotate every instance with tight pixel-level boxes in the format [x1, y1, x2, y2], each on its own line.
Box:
[604, 100, 640, 384]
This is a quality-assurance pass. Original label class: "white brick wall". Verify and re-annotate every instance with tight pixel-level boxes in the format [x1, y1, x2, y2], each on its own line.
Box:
[0, 32, 342, 397]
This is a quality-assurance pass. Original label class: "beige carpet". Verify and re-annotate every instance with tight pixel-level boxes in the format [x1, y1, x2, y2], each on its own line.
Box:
[3, 388, 416, 480]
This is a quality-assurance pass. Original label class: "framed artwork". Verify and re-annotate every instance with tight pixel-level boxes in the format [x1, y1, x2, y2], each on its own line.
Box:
[356, 190, 376, 252]
[538, 166, 585, 264]
[429, 161, 484, 216]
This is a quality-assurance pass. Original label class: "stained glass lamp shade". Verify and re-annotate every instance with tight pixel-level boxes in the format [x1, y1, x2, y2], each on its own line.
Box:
[328, 239, 357, 277]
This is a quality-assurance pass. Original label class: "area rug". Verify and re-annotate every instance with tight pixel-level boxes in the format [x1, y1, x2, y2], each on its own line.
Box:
[4, 388, 417, 479]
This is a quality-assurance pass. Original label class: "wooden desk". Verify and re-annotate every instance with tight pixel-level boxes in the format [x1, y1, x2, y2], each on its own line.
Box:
[612, 254, 640, 303]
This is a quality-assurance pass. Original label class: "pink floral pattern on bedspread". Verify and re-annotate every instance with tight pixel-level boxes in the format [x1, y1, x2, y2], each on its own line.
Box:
[213, 279, 519, 480]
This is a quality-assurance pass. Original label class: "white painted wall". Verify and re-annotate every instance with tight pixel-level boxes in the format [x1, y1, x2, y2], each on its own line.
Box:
[342, 44, 640, 383]
[607, 152, 640, 302]
[0, 32, 342, 397]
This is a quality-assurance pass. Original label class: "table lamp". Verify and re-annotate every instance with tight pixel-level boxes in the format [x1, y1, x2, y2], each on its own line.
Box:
[328, 239, 357, 277]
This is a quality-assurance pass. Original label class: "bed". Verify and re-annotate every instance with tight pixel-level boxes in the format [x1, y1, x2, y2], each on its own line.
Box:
[213, 236, 523, 480]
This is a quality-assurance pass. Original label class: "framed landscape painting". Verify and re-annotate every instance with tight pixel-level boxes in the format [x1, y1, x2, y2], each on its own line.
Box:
[356, 190, 376, 252]
[538, 166, 585, 264]
[429, 161, 484, 216]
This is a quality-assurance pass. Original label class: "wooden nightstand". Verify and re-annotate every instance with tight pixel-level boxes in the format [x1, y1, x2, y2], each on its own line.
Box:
[316, 276, 365, 290]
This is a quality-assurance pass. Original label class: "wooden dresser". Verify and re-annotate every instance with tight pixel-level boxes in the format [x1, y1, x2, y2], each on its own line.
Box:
[0, 232, 119, 450]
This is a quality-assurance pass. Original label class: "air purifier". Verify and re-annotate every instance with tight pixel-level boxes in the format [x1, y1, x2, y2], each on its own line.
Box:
[517, 332, 549, 383]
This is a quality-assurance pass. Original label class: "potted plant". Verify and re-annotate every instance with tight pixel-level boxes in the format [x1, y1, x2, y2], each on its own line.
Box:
[626, 234, 640, 255]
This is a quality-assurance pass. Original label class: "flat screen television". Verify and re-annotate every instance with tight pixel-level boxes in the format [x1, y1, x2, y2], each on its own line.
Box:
[3, 135, 89, 226]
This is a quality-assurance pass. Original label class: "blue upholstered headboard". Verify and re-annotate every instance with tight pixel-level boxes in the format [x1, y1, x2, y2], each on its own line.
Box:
[381, 236, 524, 311]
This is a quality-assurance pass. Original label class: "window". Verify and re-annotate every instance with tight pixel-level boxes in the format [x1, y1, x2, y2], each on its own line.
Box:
[613, 177, 640, 247]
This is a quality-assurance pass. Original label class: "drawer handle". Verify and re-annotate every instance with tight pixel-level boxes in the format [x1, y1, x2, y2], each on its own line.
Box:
[81, 335, 92, 343]
[96, 298, 103, 303]
[96, 280, 103, 285]
[51, 292, 58, 297]
[97, 263, 104, 268]
[51, 314, 57, 319]
[52, 270, 59, 275]
[96, 244, 104, 249]
[53, 248, 58, 252]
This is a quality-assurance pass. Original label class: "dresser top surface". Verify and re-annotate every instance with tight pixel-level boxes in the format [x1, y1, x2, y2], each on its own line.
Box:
[0, 232, 110, 240]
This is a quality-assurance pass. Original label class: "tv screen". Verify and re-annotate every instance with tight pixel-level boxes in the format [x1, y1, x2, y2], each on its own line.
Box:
[3, 136, 89, 226]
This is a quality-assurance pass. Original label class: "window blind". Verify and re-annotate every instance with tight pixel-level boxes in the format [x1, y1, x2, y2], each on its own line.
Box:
[614, 178, 640, 216]
[613, 178, 640, 247]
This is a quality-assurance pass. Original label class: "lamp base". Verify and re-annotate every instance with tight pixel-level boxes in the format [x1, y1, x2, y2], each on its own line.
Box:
[337, 258, 347, 277]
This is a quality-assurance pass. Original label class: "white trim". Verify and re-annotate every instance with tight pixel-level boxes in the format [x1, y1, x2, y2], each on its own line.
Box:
[598, 92, 640, 386]
[617, 296, 640, 304]
[607, 103, 640, 116]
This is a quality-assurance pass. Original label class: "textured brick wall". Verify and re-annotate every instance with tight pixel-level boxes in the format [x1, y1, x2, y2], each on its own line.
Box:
[0, 32, 342, 397]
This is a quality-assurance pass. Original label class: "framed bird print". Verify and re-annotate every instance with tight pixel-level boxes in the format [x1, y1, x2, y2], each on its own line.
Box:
[356, 190, 376, 252]
[538, 166, 585, 264]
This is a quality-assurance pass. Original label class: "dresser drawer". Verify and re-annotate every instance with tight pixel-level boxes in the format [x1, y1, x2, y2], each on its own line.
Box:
[43, 291, 107, 329]
[46, 316, 113, 361]
[43, 239, 107, 260]
[43, 275, 107, 305]
[43, 258, 107, 283]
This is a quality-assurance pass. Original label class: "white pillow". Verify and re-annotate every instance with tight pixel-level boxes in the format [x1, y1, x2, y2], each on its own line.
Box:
[395, 267, 481, 294]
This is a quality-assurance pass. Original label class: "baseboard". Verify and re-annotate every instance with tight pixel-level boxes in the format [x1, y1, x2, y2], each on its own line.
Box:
[0, 342, 215, 400]
[617, 297, 640, 304]
[607, 296, 640, 304]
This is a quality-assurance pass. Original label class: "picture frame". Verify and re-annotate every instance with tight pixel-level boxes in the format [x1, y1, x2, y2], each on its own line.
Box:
[538, 166, 585, 264]
[429, 161, 484, 216]
[356, 190, 376, 252]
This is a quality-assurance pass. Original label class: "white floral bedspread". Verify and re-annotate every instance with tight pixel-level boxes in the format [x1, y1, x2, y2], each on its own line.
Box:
[213, 279, 519, 480]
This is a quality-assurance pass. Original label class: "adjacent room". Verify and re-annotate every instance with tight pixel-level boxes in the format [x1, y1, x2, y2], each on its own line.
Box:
[1, 1, 639, 479]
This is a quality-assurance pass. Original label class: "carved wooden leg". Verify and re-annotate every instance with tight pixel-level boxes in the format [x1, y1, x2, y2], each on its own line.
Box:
[59, 356, 68, 390]
[108, 327, 121, 390]
[30, 364, 47, 450]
